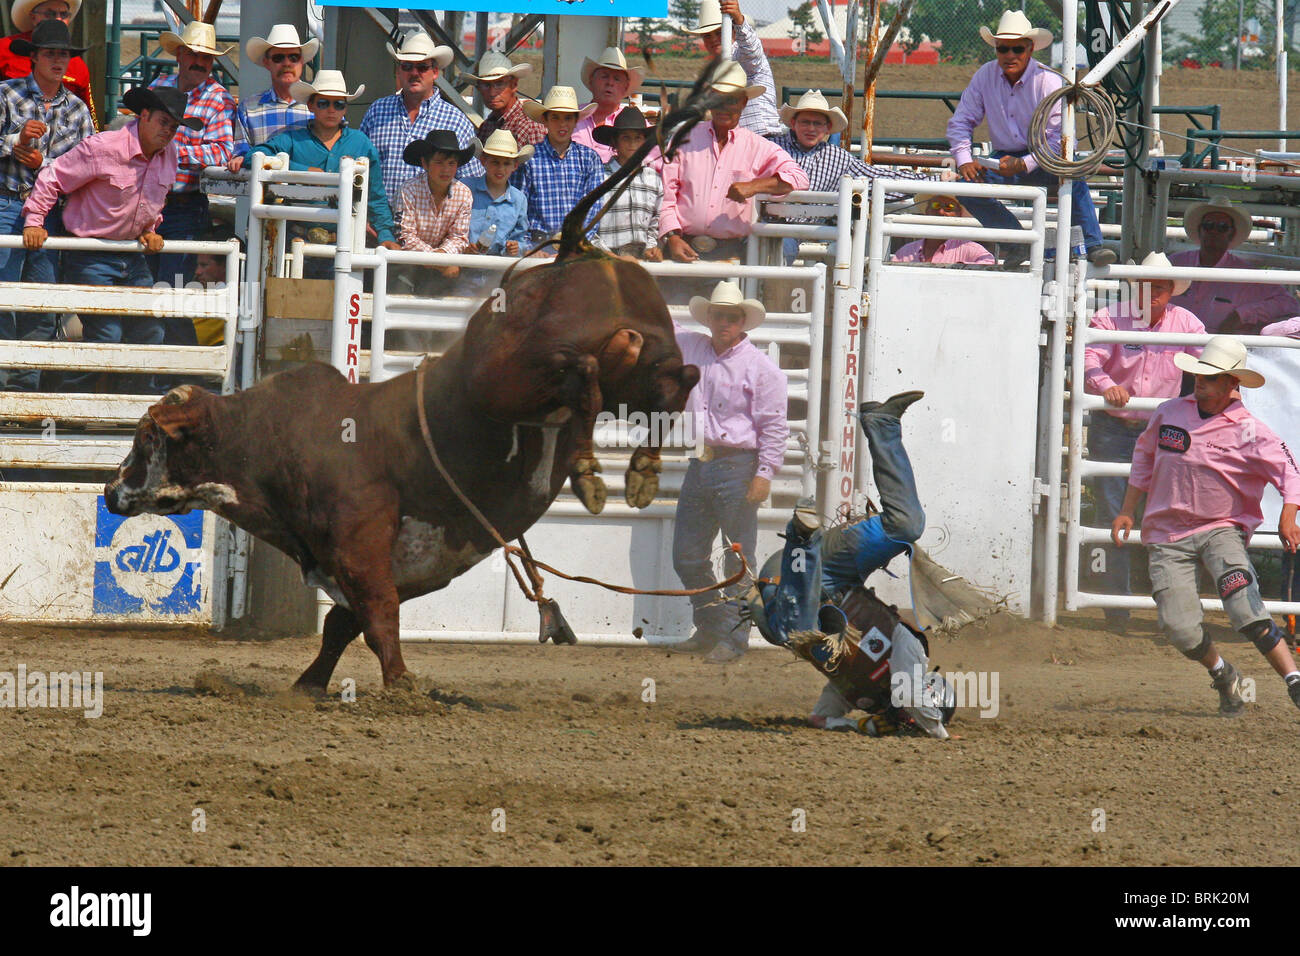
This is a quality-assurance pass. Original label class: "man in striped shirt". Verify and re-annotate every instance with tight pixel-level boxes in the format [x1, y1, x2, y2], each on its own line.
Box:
[685, 0, 782, 138]
[228, 24, 317, 171]
[591, 107, 661, 261]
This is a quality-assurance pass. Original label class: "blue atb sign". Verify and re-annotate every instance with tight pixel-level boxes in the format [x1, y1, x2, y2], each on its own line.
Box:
[93, 498, 204, 616]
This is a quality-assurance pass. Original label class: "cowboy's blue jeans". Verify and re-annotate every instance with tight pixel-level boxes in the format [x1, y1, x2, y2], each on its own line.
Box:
[961, 152, 1103, 252]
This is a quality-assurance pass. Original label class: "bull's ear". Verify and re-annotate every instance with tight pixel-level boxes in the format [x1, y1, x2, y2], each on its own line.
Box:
[159, 384, 196, 406]
[148, 400, 205, 442]
[598, 328, 644, 380]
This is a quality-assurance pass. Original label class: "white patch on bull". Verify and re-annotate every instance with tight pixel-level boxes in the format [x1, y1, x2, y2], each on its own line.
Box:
[391, 518, 489, 590]
[108, 432, 239, 516]
[305, 569, 352, 610]
[525, 407, 574, 501]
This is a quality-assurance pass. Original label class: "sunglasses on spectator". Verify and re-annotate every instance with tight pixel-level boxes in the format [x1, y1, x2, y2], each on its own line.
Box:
[1198, 220, 1234, 233]
[314, 98, 349, 110]
[995, 44, 1028, 54]
[927, 199, 960, 213]
[399, 61, 435, 73]
[270, 52, 301, 64]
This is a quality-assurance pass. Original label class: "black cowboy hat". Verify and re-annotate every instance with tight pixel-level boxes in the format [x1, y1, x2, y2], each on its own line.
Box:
[11, 19, 88, 56]
[122, 86, 203, 130]
[402, 128, 476, 167]
[591, 106, 654, 147]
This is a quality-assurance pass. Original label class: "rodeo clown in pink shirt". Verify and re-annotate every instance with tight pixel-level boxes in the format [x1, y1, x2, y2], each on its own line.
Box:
[1112, 336, 1300, 716]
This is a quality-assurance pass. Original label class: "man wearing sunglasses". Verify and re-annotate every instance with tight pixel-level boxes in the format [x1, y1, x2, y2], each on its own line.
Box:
[947, 10, 1113, 268]
[228, 24, 317, 173]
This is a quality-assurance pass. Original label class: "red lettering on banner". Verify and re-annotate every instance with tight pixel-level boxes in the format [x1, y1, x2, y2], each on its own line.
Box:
[840, 476, 852, 498]
[844, 377, 855, 402]
[845, 352, 857, 376]
[349, 293, 361, 317]
[841, 450, 853, 472]
[347, 344, 358, 365]
[848, 304, 859, 326]
[348, 315, 360, 339]
[847, 327, 858, 351]
[347, 368, 357, 383]
[843, 423, 854, 445]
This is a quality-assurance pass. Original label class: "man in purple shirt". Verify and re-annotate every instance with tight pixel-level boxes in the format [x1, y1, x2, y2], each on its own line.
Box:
[947, 11, 1113, 268]
[672, 281, 789, 662]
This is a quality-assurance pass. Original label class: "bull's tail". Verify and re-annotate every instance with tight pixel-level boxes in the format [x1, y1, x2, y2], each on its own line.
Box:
[556, 57, 732, 260]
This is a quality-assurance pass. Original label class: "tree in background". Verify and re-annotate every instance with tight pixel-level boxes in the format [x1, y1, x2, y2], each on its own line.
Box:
[788, 1, 825, 46]
[631, 17, 660, 56]
[1166, 0, 1283, 68]
[901, 0, 1062, 64]
[670, 0, 701, 34]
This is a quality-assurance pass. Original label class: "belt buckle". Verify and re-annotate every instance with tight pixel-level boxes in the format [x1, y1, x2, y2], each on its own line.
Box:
[690, 235, 717, 254]
[698, 445, 715, 463]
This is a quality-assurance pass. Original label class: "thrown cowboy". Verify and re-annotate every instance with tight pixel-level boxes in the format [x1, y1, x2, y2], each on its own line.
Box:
[228, 24, 317, 172]
[466, 51, 544, 148]
[1113, 336, 1300, 716]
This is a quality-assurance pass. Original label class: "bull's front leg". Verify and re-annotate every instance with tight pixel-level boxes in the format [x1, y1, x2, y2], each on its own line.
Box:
[625, 445, 662, 509]
[332, 515, 412, 688]
[560, 353, 606, 515]
[294, 604, 363, 694]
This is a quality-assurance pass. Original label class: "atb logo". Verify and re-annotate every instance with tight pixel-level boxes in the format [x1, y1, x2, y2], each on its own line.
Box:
[93, 499, 204, 616]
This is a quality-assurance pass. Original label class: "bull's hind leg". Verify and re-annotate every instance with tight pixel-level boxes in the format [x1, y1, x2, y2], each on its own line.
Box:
[294, 604, 361, 695]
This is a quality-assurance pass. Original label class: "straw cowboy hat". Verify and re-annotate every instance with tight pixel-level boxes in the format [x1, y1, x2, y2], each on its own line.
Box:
[580, 47, 644, 97]
[1183, 197, 1253, 249]
[1128, 251, 1190, 296]
[686, 0, 726, 34]
[980, 10, 1053, 52]
[475, 128, 534, 163]
[290, 69, 364, 106]
[246, 23, 319, 65]
[779, 90, 847, 134]
[160, 21, 235, 57]
[689, 281, 766, 332]
[1174, 335, 1266, 388]
[385, 29, 453, 67]
[403, 129, 476, 167]
[11, 19, 87, 56]
[464, 50, 531, 82]
[521, 86, 598, 121]
[709, 60, 764, 100]
[11, 0, 80, 33]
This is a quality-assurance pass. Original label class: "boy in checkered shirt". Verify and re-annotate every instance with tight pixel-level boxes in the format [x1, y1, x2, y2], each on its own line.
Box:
[397, 129, 474, 293]
[592, 107, 662, 262]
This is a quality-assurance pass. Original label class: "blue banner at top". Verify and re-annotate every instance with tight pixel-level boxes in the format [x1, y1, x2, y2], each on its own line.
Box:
[316, 0, 668, 18]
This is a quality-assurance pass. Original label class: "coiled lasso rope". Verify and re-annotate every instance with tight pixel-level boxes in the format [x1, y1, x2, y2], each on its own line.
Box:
[1027, 67, 1119, 179]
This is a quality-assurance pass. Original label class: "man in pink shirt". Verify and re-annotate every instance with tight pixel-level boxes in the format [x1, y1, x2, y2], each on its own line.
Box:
[23, 85, 197, 393]
[672, 280, 789, 663]
[1170, 198, 1300, 333]
[1083, 251, 1205, 629]
[571, 46, 642, 163]
[891, 193, 995, 265]
[1113, 336, 1300, 715]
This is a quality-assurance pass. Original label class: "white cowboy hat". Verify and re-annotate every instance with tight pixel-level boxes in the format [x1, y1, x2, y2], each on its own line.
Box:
[160, 21, 235, 57]
[778, 90, 847, 134]
[1174, 335, 1266, 388]
[385, 29, 453, 67]
[709, 60, 764, 101]
[475, 128, 534, 163]
[1129, 250, 1191, 296]
[1183, 197, 1252, 249]
[521, 86, 598, 121]
[290, 69, 364, 105]
[686, 0, 726, 34]
[979, 10, 1053, 52]
[464, 50, 531, 82]
[246, 23, 319, 65]
[11, 0, 81, 33]
[689, 280, 766, 332]
[580, 47, 644, 98]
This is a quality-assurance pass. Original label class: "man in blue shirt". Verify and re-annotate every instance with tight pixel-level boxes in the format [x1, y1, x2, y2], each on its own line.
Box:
[465, 129, 530, 257]
[228, 23, 316, 172]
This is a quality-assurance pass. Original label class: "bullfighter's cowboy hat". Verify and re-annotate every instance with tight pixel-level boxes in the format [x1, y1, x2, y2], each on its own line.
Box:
[476, 128, 534, 162]
[246, 23, 319, 65]
[290, 69, 364, 106]
[11, 0, 81, 33]
[980, 10, 1053, 52]
[1126, 251, 1191, 296]
[404, 129, 477, 167]
[779, 90, 847, 134]
[1183, 197, 1253, 249]
[464, 50, 531, 82]
[591, 106, 654, 147]
[121, 85, 203, 130]
[385, 29, 453, 67]
[160, 21, 235, 57]
[686, 0, 733, 34]
[689, 280, 766, 332]
[11, 19, 87, 56]
[709, 60, 764, 100]
[1174, 335, 1266, 388]
[580, 47, 644, 98]
[521, 86, 598, 122]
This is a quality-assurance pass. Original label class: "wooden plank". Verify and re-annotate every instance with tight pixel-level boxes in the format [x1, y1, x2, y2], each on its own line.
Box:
[265, 277, 337, 321]
[0, 281, 233, 318]
[0, 393, 154, 427]
[0, 437, 130, 469]
[0, 342, 228, 375]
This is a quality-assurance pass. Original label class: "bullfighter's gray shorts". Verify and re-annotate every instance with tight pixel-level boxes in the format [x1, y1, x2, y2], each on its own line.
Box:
[1147, 525, 1271, 659]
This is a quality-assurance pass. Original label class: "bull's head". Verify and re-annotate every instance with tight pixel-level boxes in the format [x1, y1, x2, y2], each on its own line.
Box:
[104, 385, 238, 517]
[597, 326, 700, 418]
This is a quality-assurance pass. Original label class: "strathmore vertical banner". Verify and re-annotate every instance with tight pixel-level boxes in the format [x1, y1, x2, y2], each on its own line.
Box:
[315, 0, 668, 17]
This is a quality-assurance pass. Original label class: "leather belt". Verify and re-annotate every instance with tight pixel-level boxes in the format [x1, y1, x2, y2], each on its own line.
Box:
[684, 235, 745, 257]
[0, 185, 31, 200]
[697, 445, 756, 462]
[165, 191, 207, 205]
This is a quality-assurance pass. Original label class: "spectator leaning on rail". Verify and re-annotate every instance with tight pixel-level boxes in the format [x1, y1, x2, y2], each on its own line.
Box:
[465, 129, 530, 257]
[1169, 198, 1300, 334]
[947, 10, 1113, 269]
[509, 86, 603, 255]
[466, 51, 544, 149]
[227, 24, 317, 173]
[0, 0, 94, 124]
[891, 193, 996, 264]
[396, 129, 473, 294]
[572, 46, 644, 164]
[23, 86, 199, 393]
[1113, 336, 1300, 716]
[659, 62, 808, 268]
[0, 19, 94, 393]
[685, 0, 782, 138]
[360, 29, 484, 227]
[672, 281, 789, 663]
[1084, 251, 1205, 633]
[591, 107, 662, 262]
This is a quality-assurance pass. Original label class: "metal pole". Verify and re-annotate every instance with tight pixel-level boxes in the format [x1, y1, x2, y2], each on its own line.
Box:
[107, 0, 123, 118]
[1278, 0, 1288, 151]
[721, 15, 732, 61]
[856, 0, 875, 159]
[1236, 0, 1246, 71]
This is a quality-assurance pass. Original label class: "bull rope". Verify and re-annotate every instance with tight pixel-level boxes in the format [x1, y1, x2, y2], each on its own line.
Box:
[413, 358, 750, 604]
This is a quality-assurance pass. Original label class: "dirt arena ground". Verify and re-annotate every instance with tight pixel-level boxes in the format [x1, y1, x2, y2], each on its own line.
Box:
[3, 609, 1299, 867]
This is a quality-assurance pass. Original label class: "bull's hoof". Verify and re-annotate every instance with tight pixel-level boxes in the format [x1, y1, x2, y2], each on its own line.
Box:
[538, 598, 578, 645]
[570, 458, 606, 514]
[290, 680, 328, 699]
[383, 670, 418, 692]
[624, 452, 662, 509]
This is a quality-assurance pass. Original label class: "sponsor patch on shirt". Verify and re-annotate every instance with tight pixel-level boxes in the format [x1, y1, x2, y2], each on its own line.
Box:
[1157, 425, 1191, 453]
[1122, 343, 1143, 351]
[1218, 568, 1252, 601]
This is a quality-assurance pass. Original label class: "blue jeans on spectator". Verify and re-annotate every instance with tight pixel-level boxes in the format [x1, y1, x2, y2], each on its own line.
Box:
[62, 250, 163, 393]
[673, 451, 760, 653]
[0, 198, 64, 391]
[961, 151, 1103, 255]
[149, 192, 209, 347]
[1086, 412, 1142, 622]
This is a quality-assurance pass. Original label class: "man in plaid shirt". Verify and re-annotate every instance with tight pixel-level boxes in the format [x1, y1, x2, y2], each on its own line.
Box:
[591, 107, 661, 262]
[360, 29, 483, 225]
[0, 19, 93, 391]
[465, 51, 545, 148]
[228, 24, 317, 171]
